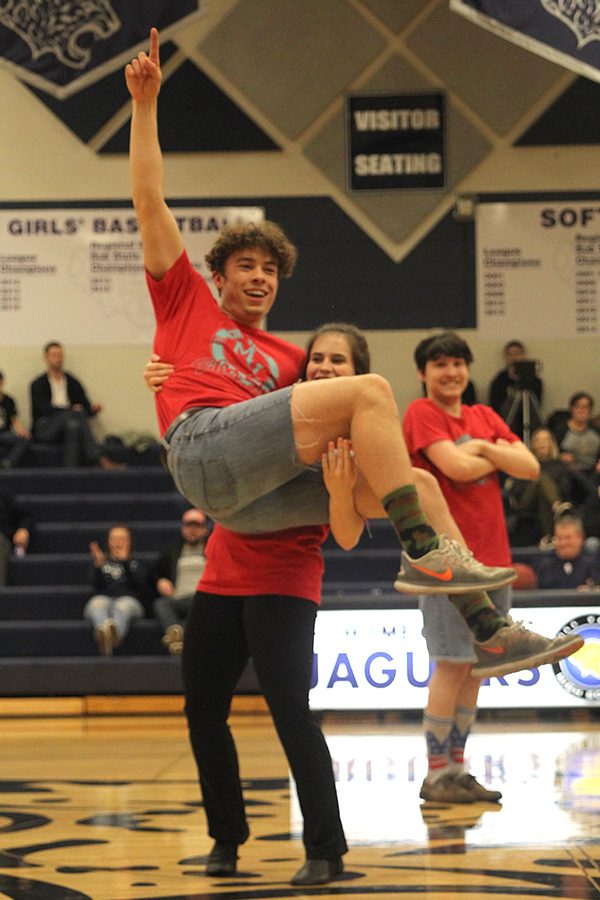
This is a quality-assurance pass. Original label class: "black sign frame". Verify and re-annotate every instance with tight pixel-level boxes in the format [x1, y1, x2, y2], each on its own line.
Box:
[346, 91, 446, 192]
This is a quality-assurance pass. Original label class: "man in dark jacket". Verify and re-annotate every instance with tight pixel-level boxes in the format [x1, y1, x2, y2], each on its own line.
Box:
[536, 515, 600, 590]
[29, 341, 121, 468]
[150, 508, 209, 654]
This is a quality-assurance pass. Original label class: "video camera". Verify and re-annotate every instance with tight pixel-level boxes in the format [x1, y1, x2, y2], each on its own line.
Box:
[512, 359, 539, 390]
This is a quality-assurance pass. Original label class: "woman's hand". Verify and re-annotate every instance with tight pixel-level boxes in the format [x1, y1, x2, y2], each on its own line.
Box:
[144, 353, 174, 393]
[89, 541, 105, 568]
[322, 438, 357, 499]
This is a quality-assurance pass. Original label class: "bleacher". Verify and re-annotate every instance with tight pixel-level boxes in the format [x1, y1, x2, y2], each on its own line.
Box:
[1, 463, 591, 698]
[0, 463, 190, 697]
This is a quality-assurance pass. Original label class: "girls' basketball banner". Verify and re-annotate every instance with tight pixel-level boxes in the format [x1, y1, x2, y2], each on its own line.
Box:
[451, 0, 600, 84]
[0, 0, 205, 98]
[0, 203, 263, 346]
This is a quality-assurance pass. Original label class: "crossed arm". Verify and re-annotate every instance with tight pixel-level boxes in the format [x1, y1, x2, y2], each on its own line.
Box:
[424, 436, 540, 482]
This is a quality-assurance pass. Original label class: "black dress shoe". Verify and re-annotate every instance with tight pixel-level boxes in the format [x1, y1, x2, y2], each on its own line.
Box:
[290, 857, 344, 885]
[205, 841, 238, 876]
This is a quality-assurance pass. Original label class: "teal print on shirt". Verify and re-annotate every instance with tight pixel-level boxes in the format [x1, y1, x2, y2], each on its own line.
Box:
[211, 327, 279, 393]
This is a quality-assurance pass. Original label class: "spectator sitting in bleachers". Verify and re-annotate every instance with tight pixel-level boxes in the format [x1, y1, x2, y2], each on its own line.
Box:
[549, 392, 600, 500]
[504, 427, 575, 545]
[535, 515, 600, 590]
[83, 524, 148, 655]
[0, 489, 31, 586]
[29, 341, 123, 469]
[0, 370, 31, 469]
[150, 507, 209, 655]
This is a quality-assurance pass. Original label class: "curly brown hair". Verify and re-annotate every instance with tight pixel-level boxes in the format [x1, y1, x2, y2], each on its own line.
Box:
[205, 220, 298, 278]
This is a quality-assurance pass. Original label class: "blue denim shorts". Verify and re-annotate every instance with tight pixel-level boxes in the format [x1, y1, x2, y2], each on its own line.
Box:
[419, 585, 511, 662]
[165, 386, 329, 533]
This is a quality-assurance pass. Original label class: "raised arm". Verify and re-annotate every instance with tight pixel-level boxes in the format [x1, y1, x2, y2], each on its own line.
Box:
[126, 27, 183, 279]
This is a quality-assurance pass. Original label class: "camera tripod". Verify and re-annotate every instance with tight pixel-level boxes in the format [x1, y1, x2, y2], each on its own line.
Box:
[505, 388, 544, 446]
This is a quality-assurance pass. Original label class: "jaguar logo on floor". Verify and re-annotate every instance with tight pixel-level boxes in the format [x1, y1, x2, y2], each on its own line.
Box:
[0, 776, 597, 898]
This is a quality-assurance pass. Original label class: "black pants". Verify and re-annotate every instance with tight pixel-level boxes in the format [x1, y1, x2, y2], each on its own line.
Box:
[0, 433, 29, 468]
[33, 410, 100, 467]
[153, 593, 193, 631]
[182, 591, 347, 859]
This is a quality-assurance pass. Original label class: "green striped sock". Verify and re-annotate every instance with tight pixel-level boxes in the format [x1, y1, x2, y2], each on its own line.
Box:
[449, 591, 508, 641]
[382, 485, 438, 558]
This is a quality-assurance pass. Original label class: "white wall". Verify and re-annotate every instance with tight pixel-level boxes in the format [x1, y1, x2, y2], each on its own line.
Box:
[0, 19, 598, 441]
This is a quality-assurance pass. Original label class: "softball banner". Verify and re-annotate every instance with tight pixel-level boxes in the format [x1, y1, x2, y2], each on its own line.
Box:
[476, 200, 600, 339]
[451, 0, 600, 84]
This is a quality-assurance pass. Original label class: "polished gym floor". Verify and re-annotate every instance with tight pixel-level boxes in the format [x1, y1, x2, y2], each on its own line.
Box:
[1, 705, 599, 899]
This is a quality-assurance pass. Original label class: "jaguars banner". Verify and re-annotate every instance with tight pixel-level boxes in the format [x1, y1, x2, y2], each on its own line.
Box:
[451, 0, 600, 84]
[0, 0, 205, 98]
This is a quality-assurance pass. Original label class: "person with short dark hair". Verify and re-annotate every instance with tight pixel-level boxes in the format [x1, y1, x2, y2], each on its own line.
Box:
[29, 341, 122, 469]
[536, 516, 600, 590]
[404, 331, 582, 805]
[150, 508, 209, 654]
[488, 339, 543, 439]
[0, 370, 30, 468]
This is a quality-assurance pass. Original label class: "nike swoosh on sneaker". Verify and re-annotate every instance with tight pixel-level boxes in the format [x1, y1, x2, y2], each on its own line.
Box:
[479, 643, 505, 654]
[411, 563, 453, 581]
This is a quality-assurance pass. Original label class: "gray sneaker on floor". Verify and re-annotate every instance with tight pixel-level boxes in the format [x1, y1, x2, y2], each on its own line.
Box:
[455, 773, 502, 802]
[471, 623, 584, 679]
[394, 534, 516, 595]
[420, 774, 474, 803]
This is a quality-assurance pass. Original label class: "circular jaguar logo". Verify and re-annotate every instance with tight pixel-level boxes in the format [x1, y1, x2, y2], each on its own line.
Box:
[552, 615, 600, 701]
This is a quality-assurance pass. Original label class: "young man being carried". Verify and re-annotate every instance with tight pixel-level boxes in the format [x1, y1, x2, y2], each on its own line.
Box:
[126, 28, 581, 677]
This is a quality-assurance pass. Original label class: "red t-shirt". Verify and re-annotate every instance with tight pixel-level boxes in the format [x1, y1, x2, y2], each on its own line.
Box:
[146, 251, 306, 434]
[403, 399, 518, 566]
[199, 523, 328, 604]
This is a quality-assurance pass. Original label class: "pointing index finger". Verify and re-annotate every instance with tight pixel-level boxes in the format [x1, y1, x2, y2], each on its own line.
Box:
[149, 26, 160, 65]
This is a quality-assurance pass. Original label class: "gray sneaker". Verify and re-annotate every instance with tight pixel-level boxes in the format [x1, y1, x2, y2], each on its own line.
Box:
[471, 623, 584, 679]
[394, 535, 516, 595]
[420, 774, 474, 803]
[455, 773, 502, 803]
